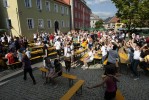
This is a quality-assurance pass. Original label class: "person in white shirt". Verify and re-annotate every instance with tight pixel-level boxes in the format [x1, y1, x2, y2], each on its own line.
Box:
[130, 44, 141, 80]
[54, 38, 61, 60]
[101, 42, 107, 63]
[25, 48, 31, 59]
[64, 43, 72, 72]
[82, 48, 94, 70]
[33, 33, 37, 43]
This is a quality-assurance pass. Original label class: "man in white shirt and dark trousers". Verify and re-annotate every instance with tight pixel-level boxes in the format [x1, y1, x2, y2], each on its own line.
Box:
[54, 38, 61, 60]
[64, 43, 71, 73]
[130, 45, 141, 80]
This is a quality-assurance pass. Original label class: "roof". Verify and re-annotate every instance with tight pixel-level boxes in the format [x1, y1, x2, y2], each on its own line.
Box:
[104, 17, 113, 23]
[55, 0, 70, 6]
[109, 16, 120, 23]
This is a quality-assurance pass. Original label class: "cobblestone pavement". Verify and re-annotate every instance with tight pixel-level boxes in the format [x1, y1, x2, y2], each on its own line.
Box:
[0, 62, 149, 100]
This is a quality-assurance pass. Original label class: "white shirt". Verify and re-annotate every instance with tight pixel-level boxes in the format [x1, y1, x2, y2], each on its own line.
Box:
[33, 34, 37, 39]
[101, 46, 107, 56]
[70, 45, 74, 55]
[54, 41, 61, 50]
[26, 51, 31, 59]
[1, 37, 5, 42]
[65, 47, 71, 57]
[133, 50, 141, 60]
[88, 51, 94, 61]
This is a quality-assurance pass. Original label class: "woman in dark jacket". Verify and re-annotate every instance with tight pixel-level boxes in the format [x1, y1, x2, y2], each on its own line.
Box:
[22, 54, 36, 85]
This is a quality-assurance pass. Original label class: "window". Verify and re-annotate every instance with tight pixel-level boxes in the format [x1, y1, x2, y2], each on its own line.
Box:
[3, 0, 9, 7]
[45, 1, 50, 11]
[24, 0, 32, 8]
[61, 6, 64, 14]
[36, 0, 42, 10]
[65, 7, 68, 15]
[61, 20, 65, 27]
[78, 3, 80, 9]
[6, 18, 12, 29]
[38, 19, 44, 28]
[75, 12, 77, 18]
[27, 18, 34, 29]
[78, 13, 80, 19]
[47, 20, 52, 28]
[75, 1, 77, 7]
[54, 3, 58, 12]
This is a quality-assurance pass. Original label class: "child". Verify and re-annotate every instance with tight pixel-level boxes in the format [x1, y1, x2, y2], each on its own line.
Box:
[87, 64, 119, 100]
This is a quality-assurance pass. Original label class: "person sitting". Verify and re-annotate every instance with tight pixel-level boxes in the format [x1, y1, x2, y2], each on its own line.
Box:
[5, 49, 15, 65]
[45, 59, 62, 85]
[82, 48, 94, 70]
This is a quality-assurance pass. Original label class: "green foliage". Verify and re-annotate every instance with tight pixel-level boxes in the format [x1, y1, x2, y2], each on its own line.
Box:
[95, 19, 103, 29]
[111, 0, 149, 31]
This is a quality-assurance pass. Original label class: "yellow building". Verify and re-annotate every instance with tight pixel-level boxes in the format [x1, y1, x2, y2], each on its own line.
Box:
[0, 0, 71, 39]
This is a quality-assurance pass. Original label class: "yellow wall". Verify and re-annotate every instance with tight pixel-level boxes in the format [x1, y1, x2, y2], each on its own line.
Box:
[0, 0, 20, 36]
[0, 0, 71, 39]
[17, 0, 71, 39]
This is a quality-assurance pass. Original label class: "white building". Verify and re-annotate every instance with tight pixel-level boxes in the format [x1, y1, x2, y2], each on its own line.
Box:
[90, 13, 100, 28]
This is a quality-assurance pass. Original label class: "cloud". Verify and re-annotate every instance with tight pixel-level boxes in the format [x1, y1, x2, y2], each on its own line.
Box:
[86, 0, 110, 5]
[93, 11, 114, 19]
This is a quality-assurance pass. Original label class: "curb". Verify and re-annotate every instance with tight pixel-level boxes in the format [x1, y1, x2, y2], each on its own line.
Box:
[0, 62, 42, 83]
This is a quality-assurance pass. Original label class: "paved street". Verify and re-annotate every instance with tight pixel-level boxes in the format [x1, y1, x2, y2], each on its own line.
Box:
[0, 62, 149, 100]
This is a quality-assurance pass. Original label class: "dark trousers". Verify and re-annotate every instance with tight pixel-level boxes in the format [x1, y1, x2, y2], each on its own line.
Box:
[130, 59, 140, 77]
[65, 60, 71, 72]
[24, 68, 36, 82]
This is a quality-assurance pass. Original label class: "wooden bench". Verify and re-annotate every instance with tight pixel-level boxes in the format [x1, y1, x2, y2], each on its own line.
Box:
[62, 73, 77, 87]
[31, 50, 43, 55]
[30, 56, 41, 62]
[60, 80, 85, 100]
[39, 67, 49, 78]
[7, 61, 21, 69]
[116, 89, 125, 100]
[48, 52, 57, 56]
[39, 67, 77, 87]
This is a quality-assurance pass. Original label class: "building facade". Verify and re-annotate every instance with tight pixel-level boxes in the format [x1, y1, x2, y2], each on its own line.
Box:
[0, 0, 71, 39]
[63, 0, 91, 30]
[90, 13, 100, 28]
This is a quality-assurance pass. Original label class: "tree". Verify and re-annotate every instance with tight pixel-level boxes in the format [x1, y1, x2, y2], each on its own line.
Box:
[111, 0, 149, 31]
[95, 19, 103, 29]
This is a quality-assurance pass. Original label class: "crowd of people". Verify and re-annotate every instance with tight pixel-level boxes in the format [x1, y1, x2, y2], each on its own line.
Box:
[0, 30, 149, 99]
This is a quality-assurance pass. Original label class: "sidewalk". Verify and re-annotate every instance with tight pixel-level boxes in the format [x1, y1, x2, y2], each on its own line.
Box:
[0, 62, 43, 82]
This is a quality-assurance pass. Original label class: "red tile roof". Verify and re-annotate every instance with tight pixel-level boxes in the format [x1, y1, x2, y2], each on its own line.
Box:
[55, 0, 70, 6]
[109, 16, 120, 23]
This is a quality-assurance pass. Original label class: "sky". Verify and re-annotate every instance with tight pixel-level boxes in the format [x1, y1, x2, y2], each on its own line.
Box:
[86, 0, 117, 19]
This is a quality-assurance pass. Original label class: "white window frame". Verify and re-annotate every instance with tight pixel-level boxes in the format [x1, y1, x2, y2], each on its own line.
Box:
[61, 20, 65, 28]
[45, 1, 50, 11]
[54, 3, 58, 13]
[3, 0, 9, 7]
[27, 18, 34, 29]
[36, 0, 42, 10]
[47, 19, 52, 28]
[61, 6, 64, 14]
[38, 19, 44, 28]
[24, 0, 32, 8]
